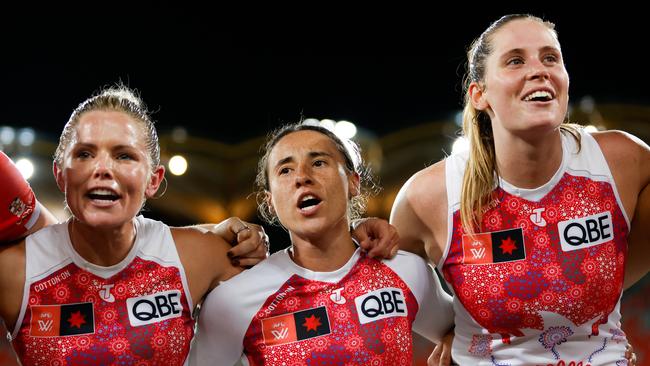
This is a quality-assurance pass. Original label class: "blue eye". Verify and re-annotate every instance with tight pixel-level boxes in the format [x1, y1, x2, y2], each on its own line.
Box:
[507, 57, 524, 65]
[543, 54, 558, 64]
[117, 153, 134, 160]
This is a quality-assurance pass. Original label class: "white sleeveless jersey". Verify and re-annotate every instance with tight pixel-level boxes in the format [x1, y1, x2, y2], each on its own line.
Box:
[12, 216, 195, 366]
[191, 247, 453, 366]
[441, 130, 630, 365]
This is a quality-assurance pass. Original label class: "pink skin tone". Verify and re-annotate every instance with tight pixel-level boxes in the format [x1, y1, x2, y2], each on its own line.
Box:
[266, 130, 360, 271]
[53, 111, 164, 266]
[470, 19, 570, 188]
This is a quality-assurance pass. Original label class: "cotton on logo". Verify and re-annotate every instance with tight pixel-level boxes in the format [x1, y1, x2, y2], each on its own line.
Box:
[470, 247, 486, 259]
[329, 287, 346, 304]
[271, 327, 289, 340]
[530, 208, 547, 227]
[99, 284, 115, 303]
[37, 320, 53, 332]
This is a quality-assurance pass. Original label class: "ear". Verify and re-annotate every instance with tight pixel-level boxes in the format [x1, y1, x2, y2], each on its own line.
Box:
[469, 81, 489, 111]
[264, 190, 276, 215]
[348, 172, 361, 198]
[53, 162, 65, 193]
[145, 165, 166, 198]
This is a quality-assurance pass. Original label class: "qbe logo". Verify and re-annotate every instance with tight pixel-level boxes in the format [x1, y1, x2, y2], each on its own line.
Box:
[354, 287, 407, 325]
[558, 211, 614, 252]
[126, 290, 183, 327]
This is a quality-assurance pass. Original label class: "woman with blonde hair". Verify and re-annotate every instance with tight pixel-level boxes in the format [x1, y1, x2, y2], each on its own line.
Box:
[391, 14, 649, 365]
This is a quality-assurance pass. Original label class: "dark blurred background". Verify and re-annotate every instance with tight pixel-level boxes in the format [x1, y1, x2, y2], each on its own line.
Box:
[2, 6, 649, 364]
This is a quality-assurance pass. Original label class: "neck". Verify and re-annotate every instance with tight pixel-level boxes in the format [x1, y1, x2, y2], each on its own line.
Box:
[68, 218, 137, 267]
[494, 129, 563, 189]
[289, 218, 357, 272]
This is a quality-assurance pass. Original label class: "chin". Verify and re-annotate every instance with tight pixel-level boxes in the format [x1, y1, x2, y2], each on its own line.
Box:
[78, 212, 133, 229]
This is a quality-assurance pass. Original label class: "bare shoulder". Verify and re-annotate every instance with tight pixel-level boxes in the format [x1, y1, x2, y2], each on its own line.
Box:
[391, 159, 448, 261]
[592, 130, 650, 218]
[0, 240, 25, 274]
[170, 227, 240, 293]
[0, 240, 26, 327]
[592, 130, 650, 184]
[592, 130, 650, 165]
[171, 227, 232, 260]
[403, 160, 447, 213]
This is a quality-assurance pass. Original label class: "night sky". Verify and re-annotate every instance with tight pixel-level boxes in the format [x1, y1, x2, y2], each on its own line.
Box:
[2, 7, 648, 143]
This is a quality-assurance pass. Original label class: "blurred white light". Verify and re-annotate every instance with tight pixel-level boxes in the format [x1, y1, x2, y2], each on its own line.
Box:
[15, 158, 34, 180]
[583, 125, 599, 133]
[168, 155, 188, 176]
[319, 119, 336, 131]
[18, 128, 35, 146]
[579, 96, 595, 114]
[303, 118, 320, 126]
[454, 111, 463, 127]
[335, 120, 357, 139]
[0, 126, 15, 145]
[171, 127, 188, 144]
[451, 136, 470, 155]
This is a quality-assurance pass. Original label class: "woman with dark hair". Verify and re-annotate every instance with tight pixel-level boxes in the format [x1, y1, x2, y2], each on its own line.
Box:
[192, 122, 454, 365]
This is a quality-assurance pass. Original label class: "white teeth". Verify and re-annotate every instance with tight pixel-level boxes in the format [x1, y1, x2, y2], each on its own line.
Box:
[301, 195, 315, 202]
[88, 189, 117, 197]
[524, 90, 553, 101]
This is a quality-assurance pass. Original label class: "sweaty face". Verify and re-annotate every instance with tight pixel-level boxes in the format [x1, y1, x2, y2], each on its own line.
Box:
[477, 19, 570, 139]
[55, 111, 162, 228]
[266, 130, 359, 239]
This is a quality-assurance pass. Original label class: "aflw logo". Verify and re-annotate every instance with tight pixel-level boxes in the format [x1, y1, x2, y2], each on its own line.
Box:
[37, 319, 53, 332]
[470, 247, 486, 259]
[271, 327, 289, 340]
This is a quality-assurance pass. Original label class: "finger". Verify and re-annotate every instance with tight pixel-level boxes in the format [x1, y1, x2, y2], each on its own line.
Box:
[440, 346, 452, 366]
[227, 217, 248, 235]
[227, 238, 259, 258]
[232, 256, 264, 268]
[428, 345, 442, 366]
[368, 236, 392, 259]
[389, 231, 400, 258]
[354, 231, 371, 248]
[367, 240, 388, 259]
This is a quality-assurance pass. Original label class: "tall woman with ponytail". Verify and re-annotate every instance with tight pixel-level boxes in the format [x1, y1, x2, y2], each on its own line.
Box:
[390, 14, 649, 365]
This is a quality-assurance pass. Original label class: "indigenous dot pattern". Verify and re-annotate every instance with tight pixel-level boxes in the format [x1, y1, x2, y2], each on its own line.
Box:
[443, 174, 627, 342]
[243, 254, 418, 365]
[14, 257, 194, 365]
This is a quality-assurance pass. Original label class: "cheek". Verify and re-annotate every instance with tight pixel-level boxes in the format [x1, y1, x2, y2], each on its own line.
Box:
[124, 167, 151, 189]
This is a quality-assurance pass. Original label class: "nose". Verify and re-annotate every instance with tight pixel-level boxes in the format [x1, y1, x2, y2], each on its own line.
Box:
[294, 164, 313, 188]
[527, 59, 550, 81]
[93, 153, 114, 179]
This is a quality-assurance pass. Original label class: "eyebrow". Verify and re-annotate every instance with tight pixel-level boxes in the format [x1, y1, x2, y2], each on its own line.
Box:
[274, 151, 333, 169]
[72, 142, 139, 151]
[500, 46, 561, 59]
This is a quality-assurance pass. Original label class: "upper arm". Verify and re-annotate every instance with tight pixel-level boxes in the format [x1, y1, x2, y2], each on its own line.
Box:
[593, 130, 650, 288]
[0, 241, 26, 330]
[23, 202, 58, 237]
[626, 183, 650, 288]
[390, 161, 447, 262]
[593, 130, 650, 219]
[172, 228, 242, 306]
